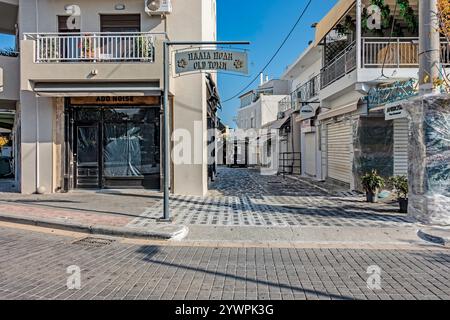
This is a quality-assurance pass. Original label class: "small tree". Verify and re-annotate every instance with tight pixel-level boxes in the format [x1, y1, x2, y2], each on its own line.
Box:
[436, 0, 450, 92]
[437, 0, 450, 41]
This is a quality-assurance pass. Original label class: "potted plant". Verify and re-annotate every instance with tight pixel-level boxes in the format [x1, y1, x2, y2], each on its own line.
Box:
[389, 175, 408, 213]
[361, 170, 385, 203]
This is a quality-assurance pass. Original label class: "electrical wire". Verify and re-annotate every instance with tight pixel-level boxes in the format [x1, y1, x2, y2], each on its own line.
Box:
[221, 0, 313, 104]
[380, 0, 399, 79]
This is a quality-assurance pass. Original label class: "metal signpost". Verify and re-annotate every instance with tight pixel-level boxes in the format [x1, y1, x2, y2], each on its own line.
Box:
[162, 41, 250, 221]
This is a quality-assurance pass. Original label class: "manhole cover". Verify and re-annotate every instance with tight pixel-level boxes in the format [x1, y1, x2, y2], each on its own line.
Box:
[72, 237, 115, 248]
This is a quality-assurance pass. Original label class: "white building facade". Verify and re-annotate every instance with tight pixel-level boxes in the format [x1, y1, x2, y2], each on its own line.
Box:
[0, 0, 219, 196]
[279, 0, 449, 190]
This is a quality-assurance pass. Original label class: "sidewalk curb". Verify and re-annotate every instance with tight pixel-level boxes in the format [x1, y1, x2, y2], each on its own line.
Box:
[417, 228, 450, 247]
[0, 213, 188, 240]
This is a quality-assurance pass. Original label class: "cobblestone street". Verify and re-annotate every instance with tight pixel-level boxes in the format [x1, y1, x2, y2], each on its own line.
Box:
[0, 226, 448, 300]
[129, 167, 412, 229]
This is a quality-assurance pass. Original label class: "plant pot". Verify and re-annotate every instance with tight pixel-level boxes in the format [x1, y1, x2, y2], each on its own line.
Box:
[366, 191, 379, 203]
[399, 198, 408, 213]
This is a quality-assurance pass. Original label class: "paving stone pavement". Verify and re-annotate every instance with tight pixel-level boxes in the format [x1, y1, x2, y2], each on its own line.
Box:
[128, 167, 413, 228]
[0, 226, 448, 300]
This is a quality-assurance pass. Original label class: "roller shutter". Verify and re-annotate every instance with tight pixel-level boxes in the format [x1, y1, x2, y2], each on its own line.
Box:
[327, 121, 351, 183]
[393, 118, 408, 176]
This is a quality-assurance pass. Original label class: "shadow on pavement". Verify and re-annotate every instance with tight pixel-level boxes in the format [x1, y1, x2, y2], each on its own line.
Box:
[136, 245, 355, 300]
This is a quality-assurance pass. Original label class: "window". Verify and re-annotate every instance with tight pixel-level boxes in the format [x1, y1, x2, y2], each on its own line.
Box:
[100, 14, 141, 32]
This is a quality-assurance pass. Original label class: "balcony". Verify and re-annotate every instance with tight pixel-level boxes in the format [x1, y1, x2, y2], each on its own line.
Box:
[363, 37, 450, 68]
[320, 41, 356, 89]
[320, 38, 450, 90]
[21, 32, 165, 92]
[26, 32, 155, 63]
[279, 75, 320, 113]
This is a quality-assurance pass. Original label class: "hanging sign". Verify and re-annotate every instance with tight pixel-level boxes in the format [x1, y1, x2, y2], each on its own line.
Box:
[299, 104, 318, 120]
[385, 101, 407, 120]
[175, 49, 248, 75]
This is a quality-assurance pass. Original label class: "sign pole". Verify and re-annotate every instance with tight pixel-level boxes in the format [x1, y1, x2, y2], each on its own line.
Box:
[163, 41, 170, 221]
[161, 41, 250, 221]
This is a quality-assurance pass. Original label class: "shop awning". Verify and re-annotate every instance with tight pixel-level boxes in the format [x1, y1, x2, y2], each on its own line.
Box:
[33, 82, 162, 97]
[0, 112, 15, 130]
[317, 101, 359, 121]
[314, 0, 355, 47]
[263, 109, 294, 130]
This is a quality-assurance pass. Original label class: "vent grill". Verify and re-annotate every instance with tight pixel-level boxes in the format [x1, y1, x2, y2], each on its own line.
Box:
[72, 237, 115, 248]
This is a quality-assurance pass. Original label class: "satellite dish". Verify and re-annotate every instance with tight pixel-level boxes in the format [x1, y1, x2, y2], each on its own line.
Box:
[147, 0, 161, 11]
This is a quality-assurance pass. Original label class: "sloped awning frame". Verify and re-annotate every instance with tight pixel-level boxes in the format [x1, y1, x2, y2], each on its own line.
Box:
[314, 0, 356, 47]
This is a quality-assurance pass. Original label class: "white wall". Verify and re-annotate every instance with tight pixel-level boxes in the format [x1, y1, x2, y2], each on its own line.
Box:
[18, 0, 217, 196]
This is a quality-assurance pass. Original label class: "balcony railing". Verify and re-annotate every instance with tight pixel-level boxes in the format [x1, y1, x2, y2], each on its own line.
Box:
[278, 96, 291, 113]
[320, 38, 450, 89]
[278, 75, 320, 113]
[320, 41, 356, 89]
[24, 32, 155, 63]
[363, 37, 450, 68]
[294, 74, 320, 104]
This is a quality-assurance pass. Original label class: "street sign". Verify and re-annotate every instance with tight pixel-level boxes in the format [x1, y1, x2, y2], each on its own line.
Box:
[162, 41, 250, 221]
[174, 49, 248, 75]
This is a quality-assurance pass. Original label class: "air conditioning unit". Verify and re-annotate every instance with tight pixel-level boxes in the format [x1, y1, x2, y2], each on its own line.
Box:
[145, 0, 172, 15]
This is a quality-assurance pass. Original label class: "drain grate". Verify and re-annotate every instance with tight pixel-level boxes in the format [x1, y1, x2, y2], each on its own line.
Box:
[72, 237, 115, 248]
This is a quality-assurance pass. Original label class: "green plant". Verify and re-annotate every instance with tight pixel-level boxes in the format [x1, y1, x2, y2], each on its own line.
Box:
[362, 0, 418, 36]
[336, 15, 356, 37]
[389, 175, 408, 199]
[135, 36, 153, 59]
[361, 169, 385, 193]
[397, 0, 418, 32]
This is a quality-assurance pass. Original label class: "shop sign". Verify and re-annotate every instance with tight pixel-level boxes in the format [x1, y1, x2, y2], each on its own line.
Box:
[175, 49, 248, 74]
[70, 96, 160, 106]
[299, 104, 317, 120]
[385, 101, 407, 120]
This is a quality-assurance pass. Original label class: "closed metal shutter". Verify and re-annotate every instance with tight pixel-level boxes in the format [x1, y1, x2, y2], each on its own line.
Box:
[393, 118, 408, 176]
[100, 14, 141, 32]
[327, 121, 351, 183]
[304, 133, 316, 176]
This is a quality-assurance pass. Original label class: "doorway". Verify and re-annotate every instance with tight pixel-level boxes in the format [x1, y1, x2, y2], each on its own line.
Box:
[67, 106, 161, 190]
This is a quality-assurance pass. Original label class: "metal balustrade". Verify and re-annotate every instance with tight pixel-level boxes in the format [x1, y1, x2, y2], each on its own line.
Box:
[278, 75, 320, 113]
[320, 41, 356, 89]
[362, 37, 450, 68]
[320, 38, 450, 89]
[24, 32, 155, 63]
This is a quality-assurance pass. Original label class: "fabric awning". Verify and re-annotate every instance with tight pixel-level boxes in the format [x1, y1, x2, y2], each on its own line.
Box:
[263, 109, 294, 130]
[33, 82, 162, 97]
[0, 112, 15, 130]
[317, 101, 359, 121]
[314, 0, 355, 47]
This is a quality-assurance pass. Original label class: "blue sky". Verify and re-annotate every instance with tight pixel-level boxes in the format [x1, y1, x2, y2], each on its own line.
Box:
[0, 34, 14, 50]
[217, 0, 337, 126]
[0, 0, 338, 126]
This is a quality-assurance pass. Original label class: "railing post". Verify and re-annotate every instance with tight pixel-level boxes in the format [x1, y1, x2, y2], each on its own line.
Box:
[397, 38, 400, 68]
[362, 38, 365, 68]
[36, 35, 40, 63]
